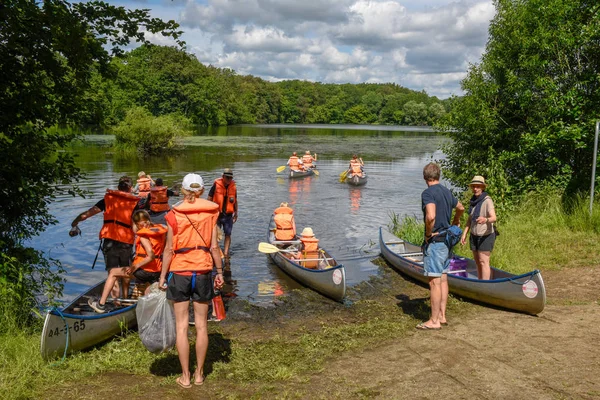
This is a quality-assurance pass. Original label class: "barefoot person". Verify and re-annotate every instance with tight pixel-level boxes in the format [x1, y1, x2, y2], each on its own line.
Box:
[207, 168, 238, 261]
[159, 173, 224, 389]
[460, 176, 497, 280]
[69, 176, 145, 313]
[419, 163, 464, 330]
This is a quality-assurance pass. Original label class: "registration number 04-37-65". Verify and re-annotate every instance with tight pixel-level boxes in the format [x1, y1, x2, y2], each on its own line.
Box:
[48, 320, 86, 337]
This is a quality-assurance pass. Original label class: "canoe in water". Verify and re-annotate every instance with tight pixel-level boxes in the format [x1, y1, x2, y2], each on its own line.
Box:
[346, 174, 367, 186]
[379, 227, 546, 315]
[289, 168, 315, 179]
[267, 226, 346, 301]
[40, 280, 137, 360]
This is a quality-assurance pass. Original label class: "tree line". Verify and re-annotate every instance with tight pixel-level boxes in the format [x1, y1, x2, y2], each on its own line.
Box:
[77, 45, 449, 129]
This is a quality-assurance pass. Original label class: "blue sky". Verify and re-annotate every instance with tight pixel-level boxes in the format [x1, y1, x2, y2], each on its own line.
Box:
[112, 0, 495, 98]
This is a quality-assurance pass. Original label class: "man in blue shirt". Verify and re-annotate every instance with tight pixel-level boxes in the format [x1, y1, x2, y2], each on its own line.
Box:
[419, 163, 464, 330]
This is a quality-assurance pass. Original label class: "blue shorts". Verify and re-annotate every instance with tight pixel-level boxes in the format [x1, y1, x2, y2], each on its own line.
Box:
[217, 213, 234, 236]
[423, 241, 450, 277]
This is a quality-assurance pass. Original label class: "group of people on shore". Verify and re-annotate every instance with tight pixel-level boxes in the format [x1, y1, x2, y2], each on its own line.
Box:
[419, 162, 497, 330]
[69, 169, 238, 388]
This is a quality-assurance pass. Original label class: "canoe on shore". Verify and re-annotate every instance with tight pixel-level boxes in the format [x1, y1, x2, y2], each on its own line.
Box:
[289, 168, 315, 179]
[266, 226, 346, 302]
[40, 280, 137, 360]
[379, 227, 546, 315]
[346, 174, 367, 186]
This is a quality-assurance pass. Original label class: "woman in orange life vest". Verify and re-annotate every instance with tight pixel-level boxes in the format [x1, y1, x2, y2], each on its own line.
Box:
[347, 154, 365, 177]
[134, 171, 155, 197]
[148, 177, 179, 225]
[273, 202, 296, 241]
[128, 210, 167, 295]
[287, 152, 304, 171]
[297, 227, 320, 269]
[301, 150, 317, 169]
[70, 176, 144, 313]
[159, 173, 224, 389]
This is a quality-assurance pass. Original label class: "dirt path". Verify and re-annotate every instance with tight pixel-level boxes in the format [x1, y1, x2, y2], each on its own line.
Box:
[52, 267, 600, 399]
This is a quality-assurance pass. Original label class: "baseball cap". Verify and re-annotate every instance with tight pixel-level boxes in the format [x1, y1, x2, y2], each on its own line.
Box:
[181, 173, 204, 192]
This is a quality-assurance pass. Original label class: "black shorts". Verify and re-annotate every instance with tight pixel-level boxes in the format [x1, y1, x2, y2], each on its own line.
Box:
[102, 239, 133, 270]
[470, 233, 496, 252]
[167, 272, 214, 303]
[133, 269, 160, 284]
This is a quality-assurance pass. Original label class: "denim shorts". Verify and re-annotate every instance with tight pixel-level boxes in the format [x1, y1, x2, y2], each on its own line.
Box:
[217, 213, 234, 236]
[423, 241, 450, 277]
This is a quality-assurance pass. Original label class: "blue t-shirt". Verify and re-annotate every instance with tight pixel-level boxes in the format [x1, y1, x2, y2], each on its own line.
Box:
[421, 184, 458, 234]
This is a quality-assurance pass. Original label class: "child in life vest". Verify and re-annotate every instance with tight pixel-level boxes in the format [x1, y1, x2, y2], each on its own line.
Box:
[296, 227, 320, 269]
[129, 210, 167, 295]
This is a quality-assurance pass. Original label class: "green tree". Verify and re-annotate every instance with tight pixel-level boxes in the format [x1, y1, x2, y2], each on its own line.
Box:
[402, 101, 428, 125]
[442, 0, 600, 198]
[0, 0, 182, 327]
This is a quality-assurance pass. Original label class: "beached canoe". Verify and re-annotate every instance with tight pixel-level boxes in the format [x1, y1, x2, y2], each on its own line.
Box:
[379, 227, 546, 315]
[266, 226, 346, 301]
[40, 280, 137, 360]
[346, 174, 367, 186]
[289, 168, 315, 179]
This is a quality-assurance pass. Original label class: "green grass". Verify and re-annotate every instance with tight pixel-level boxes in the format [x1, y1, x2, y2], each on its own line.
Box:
[390, 192, 600, 275]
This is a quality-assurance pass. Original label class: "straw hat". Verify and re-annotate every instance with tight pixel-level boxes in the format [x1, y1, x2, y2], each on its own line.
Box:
[301, 227, 314, 237]
[469, 175, 487, 188]
[223, 168, 233, 177]
[280, 202, 289, 207]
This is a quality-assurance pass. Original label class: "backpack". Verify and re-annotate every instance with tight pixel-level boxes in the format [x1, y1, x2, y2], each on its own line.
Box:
[443, 225, 462, 250]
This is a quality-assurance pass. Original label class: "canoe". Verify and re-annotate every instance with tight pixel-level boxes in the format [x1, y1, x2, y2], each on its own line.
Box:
[267, 226, 346, 301]
[40, 280, 137, 360]
[289, 168, 315, 179]
[379, 227, 546, 315]
[346, 174, 367, 186]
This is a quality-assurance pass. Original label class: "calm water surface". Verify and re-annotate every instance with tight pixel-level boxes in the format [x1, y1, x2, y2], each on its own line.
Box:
[31, 125, 449, 304]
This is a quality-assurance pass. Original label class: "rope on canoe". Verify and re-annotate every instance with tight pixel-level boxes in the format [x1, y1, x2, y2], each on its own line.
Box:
[506, 270, 537, 285]
[49, 307, 70, 366]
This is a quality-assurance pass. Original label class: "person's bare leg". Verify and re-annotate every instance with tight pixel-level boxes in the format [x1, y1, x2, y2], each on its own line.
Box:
[423, 277, 442, 328]
[473, 250, 483, 279]
[224, 235, 231, 257]
[192, 301, 209, 384]
[173, 301, 191, 386]
[439, 273, 448, 324]
[479, 251, 492, 280]
[121, 276, 130, 298]
[99, 268, 123, 305]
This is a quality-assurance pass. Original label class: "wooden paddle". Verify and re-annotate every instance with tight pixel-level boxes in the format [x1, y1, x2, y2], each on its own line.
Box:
[258, 242, 298, 254]
[339, 170, 348, 182]
[312, 169, 320, 176]
[276, 166, 286, 173]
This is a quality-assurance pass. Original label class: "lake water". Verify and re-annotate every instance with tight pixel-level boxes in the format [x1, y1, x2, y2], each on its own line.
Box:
[31, 125, 449, 304]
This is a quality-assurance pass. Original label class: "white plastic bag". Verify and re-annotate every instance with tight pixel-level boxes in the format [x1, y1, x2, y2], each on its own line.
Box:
[136, 283, 176, 354]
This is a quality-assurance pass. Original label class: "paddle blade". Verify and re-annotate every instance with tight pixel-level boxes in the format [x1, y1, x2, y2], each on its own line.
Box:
[313, 169, 319, 176]
[258, 242, 281, 253]
[339, 170, 348, 182]
[276, 166, 286, 173]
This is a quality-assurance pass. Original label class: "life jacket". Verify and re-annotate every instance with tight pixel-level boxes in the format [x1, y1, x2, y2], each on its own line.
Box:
[99, 189, 140, 244]
[302, 154, 314, 168]
[288, 156, 301, 171]
[350, 160, 362, 175]
[149, 186, 170, 212]
[273, 206, 295, 240]
[300, 236, 319, 269]
[134, 225, 168, 273]
[212, 178, 237, 215]
[137, 177, 152, 197]
[167, 199, 219, 273]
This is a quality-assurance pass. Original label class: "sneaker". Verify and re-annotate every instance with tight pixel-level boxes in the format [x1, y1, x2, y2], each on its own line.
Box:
[88, 298, 106, 314]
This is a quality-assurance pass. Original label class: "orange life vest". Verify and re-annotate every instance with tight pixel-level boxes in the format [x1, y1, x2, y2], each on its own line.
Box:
[167, 199, 219, 273]
[350, 160, 362, 175]
[212, 178, 237, 215]
[288, 156, 301, 170]
[149, 186, 170, 212]
[302, 154, 314, 168]
[300, 236, 320, 269]
[137, 177, 152, 197]
[273, 206, 295, 240]
[99, 189, 140, 245]
[134, 225, 168, 273]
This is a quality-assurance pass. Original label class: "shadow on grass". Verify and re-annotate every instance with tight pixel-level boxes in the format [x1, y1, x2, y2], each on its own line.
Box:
[149, 332, 232, 377]
[395, 294, 430, 321]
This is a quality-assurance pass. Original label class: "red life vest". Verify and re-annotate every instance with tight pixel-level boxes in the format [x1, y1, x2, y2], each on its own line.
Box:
[288, 156, 301, 170]
[212, 178, 237, 215]
[149, 186, 170, 212]
[99, 189, 140, 245]
[137, 177, 152, 197]
[300, 236, 319, 269]
[134, 225, 168, 273]
[167, 199, 219, 273]
[273, 206, 295, 240]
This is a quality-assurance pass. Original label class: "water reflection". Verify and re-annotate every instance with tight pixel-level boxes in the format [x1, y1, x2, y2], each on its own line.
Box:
[31, 126, 449, 303]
